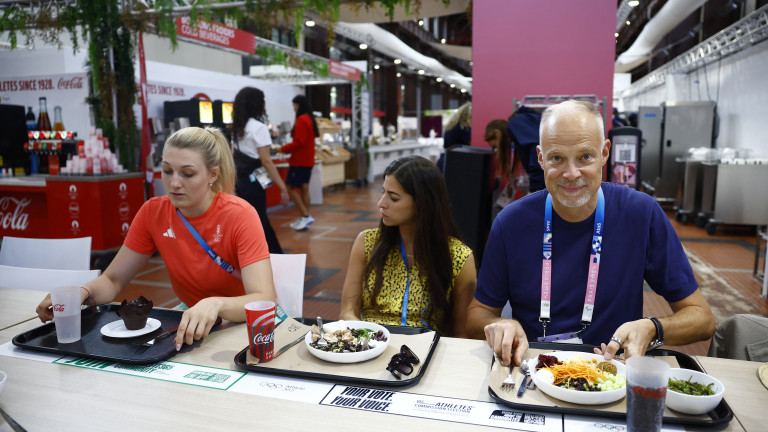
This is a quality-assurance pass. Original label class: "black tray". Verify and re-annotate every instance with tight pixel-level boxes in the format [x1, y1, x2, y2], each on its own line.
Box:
[11, 304, 214, 365]
[488, 342, 733, 428]
[234, 318, 440, 387]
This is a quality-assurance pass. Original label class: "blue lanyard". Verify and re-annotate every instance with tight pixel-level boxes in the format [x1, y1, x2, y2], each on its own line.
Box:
[176, 209, 242, 280]
[398, 237, 410, 326]
[540, 187, 605, 333]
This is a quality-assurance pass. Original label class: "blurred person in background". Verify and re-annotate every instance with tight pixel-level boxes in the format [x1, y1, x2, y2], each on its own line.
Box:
[232, 86, 288, 253]
[281, 95, 319, 231]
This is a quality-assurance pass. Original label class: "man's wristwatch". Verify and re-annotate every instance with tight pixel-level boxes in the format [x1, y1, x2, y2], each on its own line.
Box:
[645, 316, 664, 350]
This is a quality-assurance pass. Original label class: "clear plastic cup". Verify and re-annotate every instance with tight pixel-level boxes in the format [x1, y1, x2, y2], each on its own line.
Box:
[626, 356, 671, 432]
[50, 286, 82, 343]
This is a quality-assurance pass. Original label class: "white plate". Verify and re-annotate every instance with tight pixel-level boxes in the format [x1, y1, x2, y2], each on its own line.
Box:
[530, 351, 626, 405]
[304, 320, 390, 364]
[100, 318, 162, 338]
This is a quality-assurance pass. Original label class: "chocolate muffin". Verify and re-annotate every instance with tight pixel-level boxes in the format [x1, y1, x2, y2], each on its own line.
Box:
[117, 296, 153, 330]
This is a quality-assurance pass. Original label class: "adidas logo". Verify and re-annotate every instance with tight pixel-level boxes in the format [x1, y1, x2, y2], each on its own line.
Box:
[162, 228, 176, 238]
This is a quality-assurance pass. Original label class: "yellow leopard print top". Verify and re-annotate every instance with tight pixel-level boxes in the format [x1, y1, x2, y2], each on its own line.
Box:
[361, 228, 472, 332]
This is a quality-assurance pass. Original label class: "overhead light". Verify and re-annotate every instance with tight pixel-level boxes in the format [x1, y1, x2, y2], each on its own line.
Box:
[615, 32, 619, 37]
[626, 20, 631, 25]
[394, 59, 402, 64]
[305, 20, 315, 27]
[469, 61, 473, 66]
[359, 43, 368, 50]
[373, 64, 380, 70]
[436, 77, 443, 82]
[418, 19, 424, 26]
[461, 88, 467, 93]
[628, 0, 639, 6]
[440, 38, 446, 44]
[450, 83, 455, 88]
[396, 72, 402, 77]
[418, 69, 425, 74]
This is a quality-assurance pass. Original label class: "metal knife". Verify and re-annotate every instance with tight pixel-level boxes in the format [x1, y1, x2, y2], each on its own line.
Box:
[252, 330, 309, 364]
[274, 331, 309, 358]
[0, 406, 27, 432]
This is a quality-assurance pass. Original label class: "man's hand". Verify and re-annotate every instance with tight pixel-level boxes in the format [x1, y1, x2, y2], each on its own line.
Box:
[484, 319, 529, 367]
[594, 318, 656, 360]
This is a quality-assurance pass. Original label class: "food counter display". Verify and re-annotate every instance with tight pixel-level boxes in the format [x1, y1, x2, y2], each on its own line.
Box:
[0, 173, 144, 252]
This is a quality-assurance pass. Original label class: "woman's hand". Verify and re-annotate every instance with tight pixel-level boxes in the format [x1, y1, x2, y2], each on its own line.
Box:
[35, 293, 54, 322]
[174, 297, 223, 350]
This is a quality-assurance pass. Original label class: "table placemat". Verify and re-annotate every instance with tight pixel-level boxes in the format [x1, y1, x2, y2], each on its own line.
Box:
[487, 344, 733, 427]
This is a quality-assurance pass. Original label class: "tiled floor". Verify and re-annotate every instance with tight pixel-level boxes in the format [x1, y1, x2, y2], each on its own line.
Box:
[116, 180, 768, 357]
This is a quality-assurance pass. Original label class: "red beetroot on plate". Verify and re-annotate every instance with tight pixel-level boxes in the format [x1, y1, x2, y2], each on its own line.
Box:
[536, 353, 563, 370]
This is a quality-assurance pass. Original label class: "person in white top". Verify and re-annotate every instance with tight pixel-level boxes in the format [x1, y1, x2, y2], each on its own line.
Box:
[232, 87, 289, 253]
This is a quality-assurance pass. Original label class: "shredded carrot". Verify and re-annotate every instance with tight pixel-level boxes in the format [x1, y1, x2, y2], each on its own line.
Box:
[542, 358, 607, 386]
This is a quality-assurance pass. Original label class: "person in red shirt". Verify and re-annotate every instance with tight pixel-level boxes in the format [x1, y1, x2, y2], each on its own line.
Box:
[35, 127, 277, 351]
[281, 95, 319, 231]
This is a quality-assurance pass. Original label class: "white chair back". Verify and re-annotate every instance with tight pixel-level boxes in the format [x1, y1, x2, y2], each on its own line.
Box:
[0, 236, 92, 270]
[0, 264, 101, 292]
[269, 253, 306, 318]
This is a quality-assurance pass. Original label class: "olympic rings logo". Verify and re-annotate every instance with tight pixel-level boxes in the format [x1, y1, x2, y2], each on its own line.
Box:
[261, 382, 283, 389]
[592, 424, 625, 431]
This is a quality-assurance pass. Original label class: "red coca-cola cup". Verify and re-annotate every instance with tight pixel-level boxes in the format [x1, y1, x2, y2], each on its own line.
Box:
[245, 301, 275, 362]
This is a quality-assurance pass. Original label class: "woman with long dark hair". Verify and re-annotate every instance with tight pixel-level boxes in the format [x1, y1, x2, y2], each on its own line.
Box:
[231, 87, 288, 253]
[340, 156, 476, 337]
[280, 94, 319, 231]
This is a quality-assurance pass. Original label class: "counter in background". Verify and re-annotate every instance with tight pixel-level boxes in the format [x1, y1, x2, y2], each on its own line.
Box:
[0, 173, 144, 252]
[367, 139, 443, 183]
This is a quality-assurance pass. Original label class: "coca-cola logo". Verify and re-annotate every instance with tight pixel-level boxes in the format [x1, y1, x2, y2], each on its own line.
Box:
[632, 386, 667, 399]
[53, 304, 66, 312]
[119, 202, 130, 219]
[0, 197, 31, 231]
[69, 201, 80, 216]
[57, 76, 84, 90]
[253, 333, 274, 345]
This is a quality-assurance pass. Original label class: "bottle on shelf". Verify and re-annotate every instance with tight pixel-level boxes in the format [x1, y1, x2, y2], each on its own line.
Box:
[26, 107, 36, 131]
[37, 97, 52, 131]
[53, 106, 65, 131]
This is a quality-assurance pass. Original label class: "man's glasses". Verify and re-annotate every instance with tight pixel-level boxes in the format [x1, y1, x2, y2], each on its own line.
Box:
[386, 345, 420, 379]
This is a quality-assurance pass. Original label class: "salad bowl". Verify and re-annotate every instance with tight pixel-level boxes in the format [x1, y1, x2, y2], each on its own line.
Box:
[304, 320, 390, 364]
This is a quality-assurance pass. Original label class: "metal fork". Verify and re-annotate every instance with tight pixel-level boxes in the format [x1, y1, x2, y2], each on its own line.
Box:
[497, 356, 515, 390]
[134, 327, 178, 354]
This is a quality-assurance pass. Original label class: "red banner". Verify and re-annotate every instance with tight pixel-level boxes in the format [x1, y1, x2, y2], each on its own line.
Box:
[329, 60, 361, 82]
[176, 17, 256, 54]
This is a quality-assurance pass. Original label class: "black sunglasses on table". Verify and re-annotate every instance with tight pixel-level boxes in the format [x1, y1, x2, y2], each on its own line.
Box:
[386, 344, 420, 379]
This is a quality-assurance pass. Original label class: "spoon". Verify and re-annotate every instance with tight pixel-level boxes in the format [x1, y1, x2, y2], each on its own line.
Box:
[517, 359, 535, 397]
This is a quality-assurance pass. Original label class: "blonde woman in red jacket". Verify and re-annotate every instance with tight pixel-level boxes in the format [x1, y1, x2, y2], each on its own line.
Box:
[281, 95, 319, 231]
